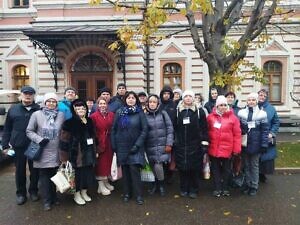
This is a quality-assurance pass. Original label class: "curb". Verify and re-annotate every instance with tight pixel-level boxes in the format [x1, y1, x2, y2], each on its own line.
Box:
[275, 167, 300, 174]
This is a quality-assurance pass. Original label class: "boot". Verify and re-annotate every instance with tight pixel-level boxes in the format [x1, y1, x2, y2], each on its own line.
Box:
[97, 181, 111, 195]
[158, 180, 166, 197]
[148, 182, 157, 195]
[104, 180, 114, 191]
[81, 189, 92, 202]
[74, 191, 86, 205]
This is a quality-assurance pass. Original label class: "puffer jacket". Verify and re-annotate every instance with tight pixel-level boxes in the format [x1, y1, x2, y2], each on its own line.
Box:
[145, 109, 174, 164]
[207, 108, 241, 158]
[238, 105, 269, 154]
[58, 98, 72, 120]
[174, 102, 209, 171]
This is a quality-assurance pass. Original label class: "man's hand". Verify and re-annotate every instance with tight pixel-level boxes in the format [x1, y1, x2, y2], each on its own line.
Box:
[165, 145, 172, 153]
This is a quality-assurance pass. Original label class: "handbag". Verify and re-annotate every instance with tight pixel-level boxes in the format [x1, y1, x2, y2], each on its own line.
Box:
[24, 141, 43, 160]
[109, 153, 122, 181]
[51, 161, 75, 194]
[232, 155, 242, 176]
[241, 134, 248, 147]
[141, 153, 155, 182]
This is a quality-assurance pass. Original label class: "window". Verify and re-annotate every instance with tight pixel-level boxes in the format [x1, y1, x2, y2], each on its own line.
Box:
[263, 61, 282, 103]
[163, 63, 182, 89]
[13, 65, 29, 90]
[13, 0, 29, 8]
[71, 53, 112, 72]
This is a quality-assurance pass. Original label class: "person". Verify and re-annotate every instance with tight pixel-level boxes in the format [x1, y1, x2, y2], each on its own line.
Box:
[238, 92, 269, 196]
[207, 95, 241, 197]
[26, 93, 65, 211]
[86, 98, 95, 117]
[174, 90, 209, 199]
[58, 87, 77, 120]
[204, 87, 218, 114]
[111, 83, 127, 107]
[90, 97, 115, 196]
[60, 99, 96, 205]
[225, 91, 240, 116]
[111, 91, 148, 205]
[144, 94, 174, 196]
[173, 88, 182, 107]
[138, 91, 148, 112]
[257, 89, 280, 183]
[195, 93, 208, 116]
[1, 86, 40, 205]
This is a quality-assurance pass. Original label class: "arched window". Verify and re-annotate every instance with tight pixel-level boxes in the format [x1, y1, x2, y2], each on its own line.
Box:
[163, 63, 182, 89]
[71, 53, 112, 72]
[263, 61, 282, 103]
[13, 65, 29, 90]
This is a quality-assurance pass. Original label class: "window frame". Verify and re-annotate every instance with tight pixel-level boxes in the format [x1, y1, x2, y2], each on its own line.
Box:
[12, 0, 29, 8]
[162, 63, 182, 89]
[13, 65, 30, 90]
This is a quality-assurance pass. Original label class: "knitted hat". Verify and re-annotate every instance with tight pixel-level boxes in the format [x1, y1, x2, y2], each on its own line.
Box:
[43, 92, 58, 103]
[216, 95, 228, 106]
[99, 87, 112, 95]
[182, 90, 195, 99]
[173, 88, 182, 96]
[64, 86, 76, 94]
[247, 92, 258, 101]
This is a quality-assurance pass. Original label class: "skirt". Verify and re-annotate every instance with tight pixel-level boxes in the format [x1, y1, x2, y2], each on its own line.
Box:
[75, 166, 96, 191]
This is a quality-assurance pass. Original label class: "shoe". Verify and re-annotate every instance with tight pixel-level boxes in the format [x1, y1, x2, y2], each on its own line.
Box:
[104, 180, 114, 191]
[81, 189, 92, 202]
[51, 200, 60, 206]
[74, 191, 86, 205]
[43, 203, 51, 211]
[212, 190, 221, 197]
[242, 186, 250, 195]
[148, 182, 157, 195]
[159, 185, 166, 197]
[136, 196, 144, 205]
[259, 174, 267, 183]
[123, 194, 130, 203]
[189, 192, 197, 199]
[97, 181, 111, 196]
[180, 191, 188, 197]
[30, 193, 39, 202]
[248, 188, 257, 196]
[16, 196, 27, 205]
[222, 190, 230, 197]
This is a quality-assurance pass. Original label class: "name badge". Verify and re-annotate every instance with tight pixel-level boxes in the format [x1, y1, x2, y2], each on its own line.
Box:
[87, 138, 94, 145]
[213, 122, 221, 129]
[183, 117, 190, 125]
[247, 121, 256, 129]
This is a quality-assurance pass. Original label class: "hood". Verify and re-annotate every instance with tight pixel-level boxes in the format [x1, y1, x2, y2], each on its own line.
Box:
[159, 86, 174, 101]
[146, 94, 160, 113]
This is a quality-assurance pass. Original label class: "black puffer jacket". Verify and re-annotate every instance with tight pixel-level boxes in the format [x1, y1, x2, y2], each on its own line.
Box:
[2, 102, 40, 150]
[174, 102, 209, 171]
[159, 86, 176, 126]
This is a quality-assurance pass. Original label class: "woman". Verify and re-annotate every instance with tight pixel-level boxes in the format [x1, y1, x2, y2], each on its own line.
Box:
[26, 93, 65, 211]
[60, 99, 96, 205]
[174, 90, 209, 199]
[238, 93, 269, 196]
[207, 95, 241, 197]
[111, 91, 148, 205]
[204, 87, 218, 114]
[90, 97, 115, 195]
[144, 94, 174, 196]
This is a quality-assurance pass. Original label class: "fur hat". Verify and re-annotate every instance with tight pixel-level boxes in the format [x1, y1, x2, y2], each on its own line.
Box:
[43, 92, 58, 103]
[216, 95, 228, 106]
[247, 92, 258, 101]
[182, 90, 195, 99]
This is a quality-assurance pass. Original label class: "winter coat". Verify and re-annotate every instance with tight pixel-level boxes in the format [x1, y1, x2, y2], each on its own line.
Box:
[159, 86, 176, 126]
[111, 107, 148, 167]
[238, 106, 269, 155]
[259, 100, 280, 162]
[2, 102, 40, 150]
[26, 110, 65, 168]
[207, 108, 241, 158]
[145, 109, 174, 164]
[59, 101, 96, 168]
[58, 98, 72, 120]
[90, 111, 114, 177]
[174, 102, 209, 171]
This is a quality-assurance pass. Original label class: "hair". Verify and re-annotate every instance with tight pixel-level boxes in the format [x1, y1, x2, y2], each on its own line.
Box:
[64, 86, 76, 94]
[73, 100, 86, 108]
[86, 97, 95, 102]
[258, 89, 268, 96]
[225, 91, 236, 99]
[117, 83, 126, 89]
[96, 96, 108, 104]
[210, 87, 218, 93]
[124, 91, 140, 106]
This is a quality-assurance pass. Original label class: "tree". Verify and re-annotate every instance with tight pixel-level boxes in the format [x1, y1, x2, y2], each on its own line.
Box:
[90, 0, 292, 92]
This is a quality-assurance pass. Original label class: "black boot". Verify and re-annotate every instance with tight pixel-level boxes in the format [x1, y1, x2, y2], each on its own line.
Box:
[158, 180, 166, 197]
[148, 182, 157, 195]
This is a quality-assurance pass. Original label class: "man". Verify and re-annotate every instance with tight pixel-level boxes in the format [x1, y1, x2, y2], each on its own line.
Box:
[138, 91, 148, 112]
[86, 98, 95, 117]
[110, 83, 126, 110]
[58, 87, 77, 120]
[2, 86, 40, 205]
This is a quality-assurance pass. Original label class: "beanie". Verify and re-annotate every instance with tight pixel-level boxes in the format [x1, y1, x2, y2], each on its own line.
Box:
[247, 92, 258, 101]
[182, 90, 195, 100]
[216, 95, 228, 106]
[43, 92, 58, 103]
[173, 88, 182, 96]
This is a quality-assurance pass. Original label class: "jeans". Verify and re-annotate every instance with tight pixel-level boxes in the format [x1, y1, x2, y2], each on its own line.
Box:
[39, 168, 57, 204]
[243, 152, 260, 189]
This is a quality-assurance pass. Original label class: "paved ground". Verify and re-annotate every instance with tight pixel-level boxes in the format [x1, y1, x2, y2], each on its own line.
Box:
[0, 164, 299, 225]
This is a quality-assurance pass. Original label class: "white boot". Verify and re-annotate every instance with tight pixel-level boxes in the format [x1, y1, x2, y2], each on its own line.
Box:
[74, 191, 86, 205]
[97, 181, 111, 195]
[81, 189, 92, 202]
[104, 180, 114, 191]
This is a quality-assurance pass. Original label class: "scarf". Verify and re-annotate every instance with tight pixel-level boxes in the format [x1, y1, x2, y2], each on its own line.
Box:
[118, 105, 141, 129]
[42, 108, 59, 140]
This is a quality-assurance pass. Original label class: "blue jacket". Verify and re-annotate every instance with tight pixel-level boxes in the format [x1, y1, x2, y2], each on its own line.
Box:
[238, 105, 269, 154]
[58, 98, 72, 120]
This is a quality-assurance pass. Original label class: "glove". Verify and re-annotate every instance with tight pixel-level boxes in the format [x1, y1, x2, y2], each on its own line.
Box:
[165, 145, 172, 153]
[130, 145, 138, 154]
[39, 138, 49, 148]
[261, 147, 268, 153]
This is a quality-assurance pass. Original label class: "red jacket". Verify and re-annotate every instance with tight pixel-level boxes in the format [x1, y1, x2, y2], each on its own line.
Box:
[207, 108, 241, 158]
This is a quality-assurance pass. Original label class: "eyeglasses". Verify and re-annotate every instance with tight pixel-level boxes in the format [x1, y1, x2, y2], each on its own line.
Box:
[218, 104, 227, 106]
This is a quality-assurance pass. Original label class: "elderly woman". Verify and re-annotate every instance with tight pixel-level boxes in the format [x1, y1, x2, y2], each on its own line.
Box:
[26, 93, 65, 211]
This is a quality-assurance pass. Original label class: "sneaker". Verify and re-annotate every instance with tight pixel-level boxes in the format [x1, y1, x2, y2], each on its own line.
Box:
[180, 191, 188, 197]
[16, 195, 27, 205]
[212, 190, 221, 197]
[248, 188, 257, 196]
[222, 190, 230, 197]
[241, 186, 250, 195]
[136, 196, 144, 205]
[43, 203, 51, 211]
[30, 193, 39, 202]
[123, 194, 130, 203]
[189, 192, 197, 199]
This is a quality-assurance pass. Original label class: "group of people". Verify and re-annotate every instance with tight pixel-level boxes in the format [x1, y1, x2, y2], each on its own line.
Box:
[1, 83, 280, 211]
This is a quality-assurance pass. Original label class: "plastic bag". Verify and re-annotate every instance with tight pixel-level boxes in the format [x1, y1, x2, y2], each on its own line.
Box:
[50, 161, 75, 194]
[110, 153, 122, 181]
[141, 153, 155, 182]
[203, 153, 210, 180]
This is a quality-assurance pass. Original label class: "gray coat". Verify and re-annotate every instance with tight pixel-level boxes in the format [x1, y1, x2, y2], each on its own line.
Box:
[26, 110, 65, 168]
[145, 110, 174, 163]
